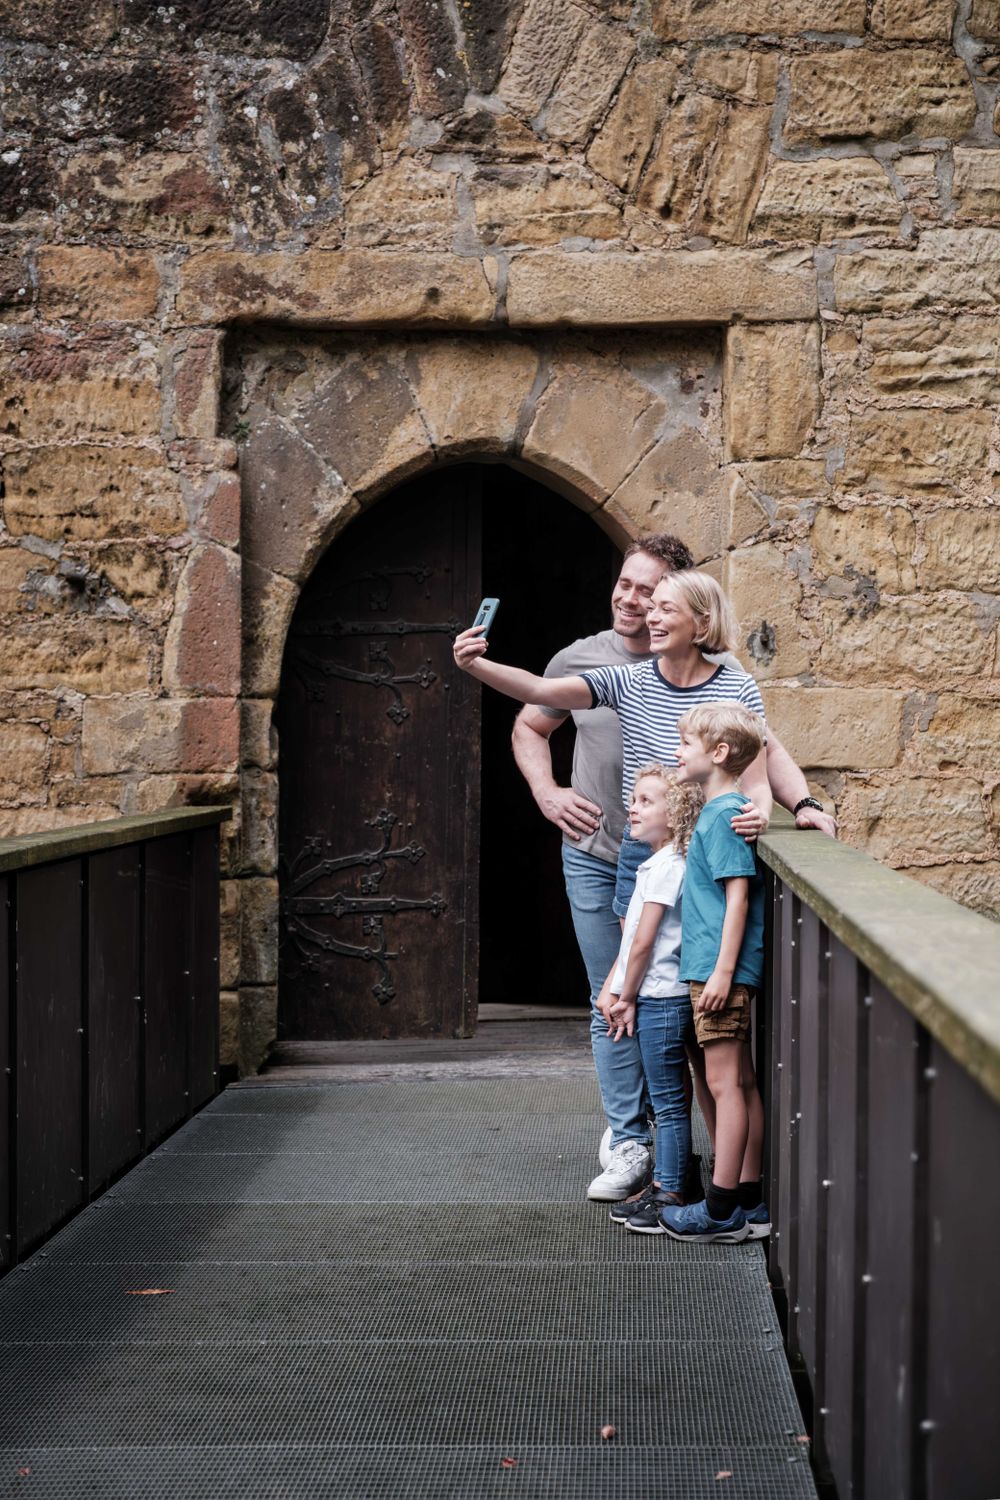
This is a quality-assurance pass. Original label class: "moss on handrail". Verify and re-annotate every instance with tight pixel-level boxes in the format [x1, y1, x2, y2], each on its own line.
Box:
[0, 807, 231, 875]
[758, 815, 1000, 1107]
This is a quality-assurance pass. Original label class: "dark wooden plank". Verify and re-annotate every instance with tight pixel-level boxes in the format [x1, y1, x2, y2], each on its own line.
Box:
[773, 887, 798, 1295]
[189, 827, 219, 1111]
[15, 860, 84, 1257]
[0, 876, 10, 1270]
[821, 937, 863, 1497]
[863, 977, 918, 1500]
[794, 907, 825, 1382]
[143, 833, 192, 1145]
[763, 875, 782, 1237]
[0, 807, 228, 874]
[88, 845, 142, 1192]
[924, 1041, 1000, 1500]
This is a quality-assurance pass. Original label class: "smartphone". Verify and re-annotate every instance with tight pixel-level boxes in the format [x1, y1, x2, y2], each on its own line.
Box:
[471, 597, 500, 637]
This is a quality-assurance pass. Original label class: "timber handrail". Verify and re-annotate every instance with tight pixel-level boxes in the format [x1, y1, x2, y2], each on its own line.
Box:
[759, 812, 1000, 1106]
[0, 805, 230, 874]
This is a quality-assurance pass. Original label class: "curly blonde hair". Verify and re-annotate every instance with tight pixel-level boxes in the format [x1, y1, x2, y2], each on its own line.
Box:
[632, 762, 704, 856]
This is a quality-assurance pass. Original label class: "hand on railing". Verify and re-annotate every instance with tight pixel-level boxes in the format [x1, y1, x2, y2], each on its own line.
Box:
[794, 805, 838, 838]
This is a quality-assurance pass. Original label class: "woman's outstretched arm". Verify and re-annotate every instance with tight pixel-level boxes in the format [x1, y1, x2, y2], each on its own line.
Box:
[452, 626, 593, 709]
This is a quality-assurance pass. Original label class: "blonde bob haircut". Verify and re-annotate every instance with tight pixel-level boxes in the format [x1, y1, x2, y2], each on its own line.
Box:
[659, 569, 737, 654]
[677, 703, 764, 779]
[632, 762, 704, 856]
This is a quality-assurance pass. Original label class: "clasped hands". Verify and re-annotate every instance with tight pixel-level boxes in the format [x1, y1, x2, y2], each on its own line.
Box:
[597, 988, 636, 1040]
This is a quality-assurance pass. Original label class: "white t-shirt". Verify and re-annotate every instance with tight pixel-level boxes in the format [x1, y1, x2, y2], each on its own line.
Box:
[612, 845, 688, 999]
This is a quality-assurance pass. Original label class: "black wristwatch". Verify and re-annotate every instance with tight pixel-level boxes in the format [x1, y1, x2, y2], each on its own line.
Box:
[793, 797, 824, 816]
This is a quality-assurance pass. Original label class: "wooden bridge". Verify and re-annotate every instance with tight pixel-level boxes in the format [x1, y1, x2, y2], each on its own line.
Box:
[0, 809, 997, 1499]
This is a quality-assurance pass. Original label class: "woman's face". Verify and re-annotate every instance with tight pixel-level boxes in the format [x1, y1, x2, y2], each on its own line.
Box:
[645, 579, 700, 656]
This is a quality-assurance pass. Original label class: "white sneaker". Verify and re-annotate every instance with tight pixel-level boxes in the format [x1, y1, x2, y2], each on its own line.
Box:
[598, 1126, 613, 1169]
[587, 1140, 652, 1201]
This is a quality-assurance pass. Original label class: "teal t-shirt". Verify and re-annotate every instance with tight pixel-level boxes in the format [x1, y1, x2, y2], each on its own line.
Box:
[680, 791, 765, 988]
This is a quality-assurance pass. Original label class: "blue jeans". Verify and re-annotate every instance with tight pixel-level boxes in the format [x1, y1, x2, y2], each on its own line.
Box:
[636, 993, 693, 1192]
[613, 829, 653, 918]
[561, 844, 650, 1148]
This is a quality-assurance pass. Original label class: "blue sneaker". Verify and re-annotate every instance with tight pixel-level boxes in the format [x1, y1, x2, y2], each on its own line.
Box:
[744, 1202, 770, 1239]
[658, 1200, 750, 1243]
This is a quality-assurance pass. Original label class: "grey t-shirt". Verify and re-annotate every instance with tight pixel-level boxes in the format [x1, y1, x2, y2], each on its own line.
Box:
[540, 632, 740, 866]
[541, 630, 655, 865]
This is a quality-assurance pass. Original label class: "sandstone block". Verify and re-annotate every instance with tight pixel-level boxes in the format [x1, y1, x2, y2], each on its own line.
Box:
[242, 562, 299, 700]
[0, 549, 47, 613]
[473, 167, 620, 246]
[819, 596, 992, 682]
[871, 0, 955, 34]
[240, 880, 279, 985]
[522, 359, 664, 507]
[0, 248, 31, 321]
[0, 722, 49, 803]
[219, 883, 241, 993]
[785, 51, 976, 145]
[653, 0, 865, 37]
[837, 776, 990, 866]
[952, 149, 1000, 220]
[242, 768, 278, 875]
[1, 334, 161, 441]
[163, 545, 241, 697]
[862, 315, 1000, 402]
[542, 22, 634, 144]
[694, 106, 772, 244]
[90, 544, 179, 623]
[5, 56, 196, 147]
[410, 339, 539, 456]
[0, 620, 151, 694]
[171, 331, 224, 441]
[133, 773, 239, 815]
[397, 0, 467, 115]
[841, 408, 992, 495]
[607, 431, 729, 563]
[238, 984, 278, 1075]
[907, 862, 1000, 921]
[219, 982, 240, 1064]
[636, 95, 724, 230]
[241, 412, 357, 578]
[753, 158, 903, 241]
[835, 231, 1000, 313]
[120, 0, 329, 59]
[345, 161, 457, 248]
[4, 447, 186, 543]
[727, 472, 770, 546]
[761, 685, 903, 768]
[740, 459, 831, 501]
[176, 251, 495, 328]
[499, 0, 588, 118]
[505, 250, 818, 325]
[920, 508, 1000, 591]
[724, 323, 821, 460]
[810, 505, 916, 594]
[353, 18, 411, 147]
[0, 0, 116, 45]
[37, 246, 160, 323]
[968, 0, 1000, 39]
[919, 695, 1000, 768]
[297, 351, 429, 499]
[58, 150, 228, 240]
[725, 545, 812, 680]
[692, 50, 779, 103]
[198, 472, 241, 549]
[82, 697, 239, 775]
[241, 699, 276, 771]
[587, 60, 678, 194]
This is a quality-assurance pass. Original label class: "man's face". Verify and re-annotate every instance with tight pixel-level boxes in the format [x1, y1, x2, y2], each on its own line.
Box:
[610, 551, 668, 641]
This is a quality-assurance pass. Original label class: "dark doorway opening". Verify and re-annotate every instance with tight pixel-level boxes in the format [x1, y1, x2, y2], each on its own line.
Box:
[479, 467, 621, 1008]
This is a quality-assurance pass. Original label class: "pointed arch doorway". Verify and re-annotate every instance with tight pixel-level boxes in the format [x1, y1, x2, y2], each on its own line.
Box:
[276, 462, 621, 1041]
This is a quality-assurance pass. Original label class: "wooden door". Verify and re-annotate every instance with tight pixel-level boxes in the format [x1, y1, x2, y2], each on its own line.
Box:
[277, 468, 481, 1040]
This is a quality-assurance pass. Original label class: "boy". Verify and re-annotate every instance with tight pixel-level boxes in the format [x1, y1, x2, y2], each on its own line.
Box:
[646, 703, 769, 1244]
[592, 765, 704, 1217]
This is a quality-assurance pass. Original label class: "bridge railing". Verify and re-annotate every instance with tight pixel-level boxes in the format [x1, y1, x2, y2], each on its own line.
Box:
[0, 807, 229, 1273]
[757, 813, 1000, 1500]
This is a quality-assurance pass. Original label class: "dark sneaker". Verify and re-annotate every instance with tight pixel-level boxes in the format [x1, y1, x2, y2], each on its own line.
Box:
[744, 1202, 771, 1239]
[659, 1200, 750, 1244]
[608, 1182, 661, 1225]
[683, 1152, 705, 1204]
[624, 1189, 684, 1234]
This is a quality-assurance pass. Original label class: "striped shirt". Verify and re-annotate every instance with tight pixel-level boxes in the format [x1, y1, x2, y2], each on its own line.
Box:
[580, 658, 766, 811]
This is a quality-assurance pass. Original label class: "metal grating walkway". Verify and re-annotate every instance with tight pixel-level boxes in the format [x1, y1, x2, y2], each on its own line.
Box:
[0, 1073, 817, 1498]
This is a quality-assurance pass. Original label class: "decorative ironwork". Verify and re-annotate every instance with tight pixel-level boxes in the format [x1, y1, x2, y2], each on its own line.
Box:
[280, 809, 447, 1004]
[290, 638, 439, 722]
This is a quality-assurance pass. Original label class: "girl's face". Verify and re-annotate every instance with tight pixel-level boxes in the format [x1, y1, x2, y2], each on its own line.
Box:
[629, 775, 675, 846]
[645, 580, 701, 656]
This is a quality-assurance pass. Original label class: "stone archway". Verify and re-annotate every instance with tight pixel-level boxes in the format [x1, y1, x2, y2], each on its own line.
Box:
[231, 328, 732, 1065]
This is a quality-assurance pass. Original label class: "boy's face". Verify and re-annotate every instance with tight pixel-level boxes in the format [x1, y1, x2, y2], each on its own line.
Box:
[674, 728, 723, 785]
[629, 775, 674, 844]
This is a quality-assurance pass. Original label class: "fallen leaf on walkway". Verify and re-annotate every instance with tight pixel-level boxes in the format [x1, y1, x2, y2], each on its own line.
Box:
[715, 1472, 732, 1481]
[600, 1425, 616, 1440]
[796, 1435, 810, 1444]
[125, 1288, 175, 1296]
[500, 1458, 518, 1469]
[17, 1467, 30, 1476]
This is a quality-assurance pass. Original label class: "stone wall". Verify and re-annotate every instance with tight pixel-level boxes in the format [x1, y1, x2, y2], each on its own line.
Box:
[1, 0, 999, 1066]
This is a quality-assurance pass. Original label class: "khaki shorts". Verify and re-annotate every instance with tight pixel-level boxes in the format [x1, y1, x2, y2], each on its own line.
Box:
[689, 981, 753, 1045]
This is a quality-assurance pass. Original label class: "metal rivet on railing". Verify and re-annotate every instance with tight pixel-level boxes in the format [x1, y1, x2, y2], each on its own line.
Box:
[861, 1273, 873, 1284]
[795, 1111, 802, 1120]
[821, 1179, 833, 1189]
[793, 1304, 800, 1314]
[911, 1151, 919, 1163]
[790, 939, 796, 948]
[824, 950, 831, 959]
[777, 1062, 783, 1070]
[819, 1407, 829, 1417]
[796, 916, 802, 925]
[920, 1420, 936, 1434]
[864, 995, 873, 1007]
[924, 1067, 937, 1081]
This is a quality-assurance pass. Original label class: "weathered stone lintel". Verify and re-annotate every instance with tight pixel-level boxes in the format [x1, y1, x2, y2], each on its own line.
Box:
[175, 249, 817, 329]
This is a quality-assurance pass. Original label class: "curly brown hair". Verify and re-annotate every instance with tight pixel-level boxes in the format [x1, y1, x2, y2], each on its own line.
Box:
[622, 533, 694, 574]
[632, 762, 704, 855]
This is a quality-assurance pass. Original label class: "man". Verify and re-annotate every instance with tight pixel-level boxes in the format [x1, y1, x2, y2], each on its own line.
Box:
[511, 534, 836, 1200]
